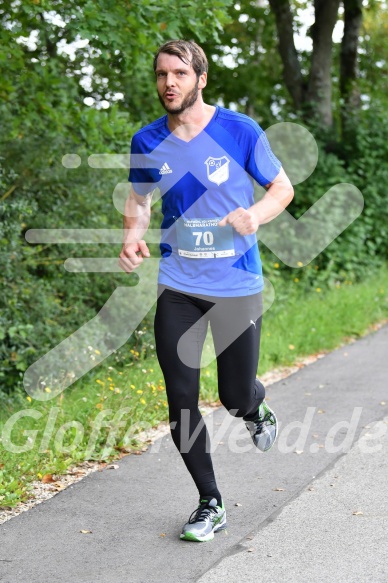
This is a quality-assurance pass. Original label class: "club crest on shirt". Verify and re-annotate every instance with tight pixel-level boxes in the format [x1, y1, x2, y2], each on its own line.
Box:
[205, 156, 230, 185]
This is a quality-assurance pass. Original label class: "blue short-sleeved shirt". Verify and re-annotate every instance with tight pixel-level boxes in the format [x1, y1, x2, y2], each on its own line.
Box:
[129, 105, 281, 297]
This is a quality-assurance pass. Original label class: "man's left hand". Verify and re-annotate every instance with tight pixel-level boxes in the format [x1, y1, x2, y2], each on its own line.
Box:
[218, 207, 259, 235]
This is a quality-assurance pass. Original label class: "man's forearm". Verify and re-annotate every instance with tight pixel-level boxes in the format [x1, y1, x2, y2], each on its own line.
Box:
[123, 192, 151, 245]
[250, 182, 294, 225]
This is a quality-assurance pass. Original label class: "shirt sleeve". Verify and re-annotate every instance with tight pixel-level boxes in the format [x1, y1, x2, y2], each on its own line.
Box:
[128, 133, 159, 196]
[245, 122, 282, 187]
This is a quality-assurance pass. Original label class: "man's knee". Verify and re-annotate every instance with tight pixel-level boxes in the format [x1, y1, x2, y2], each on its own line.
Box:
[219, 395, 250, 418]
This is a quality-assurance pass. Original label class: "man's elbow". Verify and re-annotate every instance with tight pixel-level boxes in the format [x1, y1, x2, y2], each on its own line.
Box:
[278, 180, 294, 209]
[130, 188, 152, 208]
[286, 184, 294, 207]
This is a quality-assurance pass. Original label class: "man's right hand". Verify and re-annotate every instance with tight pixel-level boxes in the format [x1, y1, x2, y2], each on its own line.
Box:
[118, 240, 150, 273]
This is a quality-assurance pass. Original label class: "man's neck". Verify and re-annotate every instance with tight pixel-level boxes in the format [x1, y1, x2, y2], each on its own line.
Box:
[167, 101, 215, 142]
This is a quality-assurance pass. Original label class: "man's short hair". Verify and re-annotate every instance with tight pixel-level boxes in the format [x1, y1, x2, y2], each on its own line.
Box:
[153, 40, 208, 78]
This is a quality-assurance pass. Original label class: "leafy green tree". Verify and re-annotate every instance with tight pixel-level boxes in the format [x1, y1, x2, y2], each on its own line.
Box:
[201, 1, 386, 132]
[0, 0, 232, 394]
[201, 1, 282, 125]
[0, 0, 232, 136]
[358, 3, 388, 111]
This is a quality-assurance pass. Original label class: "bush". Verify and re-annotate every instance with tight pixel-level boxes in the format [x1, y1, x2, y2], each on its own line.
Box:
[262, 106, 387, 288]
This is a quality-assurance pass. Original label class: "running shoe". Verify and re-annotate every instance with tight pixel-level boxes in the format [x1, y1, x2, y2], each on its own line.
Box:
[245, 400, 278, 452]
[180, 496, 227, 542]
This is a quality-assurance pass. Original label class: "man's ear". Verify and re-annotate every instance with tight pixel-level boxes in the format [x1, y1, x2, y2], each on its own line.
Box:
[198, 72, 207, 90]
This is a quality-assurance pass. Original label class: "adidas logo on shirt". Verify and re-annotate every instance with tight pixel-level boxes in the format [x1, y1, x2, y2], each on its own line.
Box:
[159, 162, 173, 175]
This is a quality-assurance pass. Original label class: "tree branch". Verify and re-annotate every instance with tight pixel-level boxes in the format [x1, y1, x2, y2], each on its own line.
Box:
[0, 184, 17, 202]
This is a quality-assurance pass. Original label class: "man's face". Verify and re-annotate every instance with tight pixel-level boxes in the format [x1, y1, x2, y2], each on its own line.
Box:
[155, 53, 206, 115]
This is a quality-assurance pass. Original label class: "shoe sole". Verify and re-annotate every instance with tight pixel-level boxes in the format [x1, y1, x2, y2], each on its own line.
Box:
[180, 516, 227, 542]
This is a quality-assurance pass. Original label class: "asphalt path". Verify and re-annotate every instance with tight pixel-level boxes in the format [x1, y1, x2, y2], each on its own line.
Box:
[198, 413, 388, 583]
[1, 325, 387, 583]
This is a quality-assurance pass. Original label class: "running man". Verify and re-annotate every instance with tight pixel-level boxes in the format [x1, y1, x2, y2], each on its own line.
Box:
[119, 39, 294, 542]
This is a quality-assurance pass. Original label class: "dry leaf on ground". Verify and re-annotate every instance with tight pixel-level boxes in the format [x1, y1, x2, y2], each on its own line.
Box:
[41, 474, 55, 484]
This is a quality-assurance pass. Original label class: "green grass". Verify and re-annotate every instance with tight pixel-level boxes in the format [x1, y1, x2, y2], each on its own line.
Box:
[1, 267, 387, 508]
[259, 270, 388, 372]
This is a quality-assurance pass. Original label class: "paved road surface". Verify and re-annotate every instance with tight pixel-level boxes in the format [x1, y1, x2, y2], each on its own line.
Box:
[1, 326, 387, 583]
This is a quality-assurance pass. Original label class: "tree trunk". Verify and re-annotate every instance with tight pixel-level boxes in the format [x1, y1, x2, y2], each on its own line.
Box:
[267, 0, 305, 111]
[268, 0, 363, 131]
[340, 0, 363, 112]
[306, 0, 341, 128]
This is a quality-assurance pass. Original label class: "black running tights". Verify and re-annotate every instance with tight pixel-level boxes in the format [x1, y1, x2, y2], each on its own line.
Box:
[154, 286, 265, 503]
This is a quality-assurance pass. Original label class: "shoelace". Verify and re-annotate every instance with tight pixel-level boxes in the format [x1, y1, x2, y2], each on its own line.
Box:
[249, 411, 273, 435]
[188, 501, 217, 524]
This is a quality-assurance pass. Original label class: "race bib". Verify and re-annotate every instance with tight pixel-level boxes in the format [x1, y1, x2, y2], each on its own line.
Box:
[176, 218, 235, 259]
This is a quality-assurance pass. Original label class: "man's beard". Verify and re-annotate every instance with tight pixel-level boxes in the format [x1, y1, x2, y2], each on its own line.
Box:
[158, 79, 199, 114]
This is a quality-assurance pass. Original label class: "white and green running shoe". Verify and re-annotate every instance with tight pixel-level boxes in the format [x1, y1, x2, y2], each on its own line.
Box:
[180, 497, 227, 542]
[245, 400, 278, 452]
